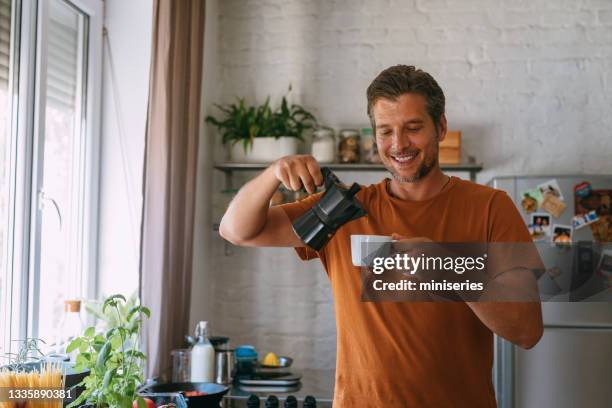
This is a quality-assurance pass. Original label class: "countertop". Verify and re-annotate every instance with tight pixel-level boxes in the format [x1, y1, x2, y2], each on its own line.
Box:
[222, 369, 334, 408]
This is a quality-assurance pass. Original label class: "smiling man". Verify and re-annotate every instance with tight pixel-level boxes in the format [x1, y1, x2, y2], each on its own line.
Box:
[219, 65, 543, 407]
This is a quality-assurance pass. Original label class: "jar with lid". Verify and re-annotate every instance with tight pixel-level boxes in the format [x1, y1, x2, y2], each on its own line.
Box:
[337, 129, 360, 163]
[361, 127, 381, 164]
[311, 128, 336, 163]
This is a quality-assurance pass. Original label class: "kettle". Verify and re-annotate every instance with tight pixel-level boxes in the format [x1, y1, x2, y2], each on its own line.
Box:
[292, 167, 367, 251]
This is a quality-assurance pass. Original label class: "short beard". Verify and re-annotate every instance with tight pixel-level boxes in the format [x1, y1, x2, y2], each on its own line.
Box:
[391, 157, 437, 183]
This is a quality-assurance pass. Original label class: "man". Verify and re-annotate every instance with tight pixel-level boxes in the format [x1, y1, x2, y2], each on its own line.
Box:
[219, 65, 543, 407]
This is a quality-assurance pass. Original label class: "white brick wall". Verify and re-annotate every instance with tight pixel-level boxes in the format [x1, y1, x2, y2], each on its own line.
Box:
[200, 0, 612, 370]
[207, 174, 338, 370]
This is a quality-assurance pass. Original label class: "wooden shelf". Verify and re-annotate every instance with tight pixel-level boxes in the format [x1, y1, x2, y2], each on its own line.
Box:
[214, 162, 483, 182]
[214, 162, 482, 172]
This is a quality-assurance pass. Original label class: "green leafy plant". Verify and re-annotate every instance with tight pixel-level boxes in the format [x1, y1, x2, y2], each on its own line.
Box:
[269, 94, 317, 139]
[205, 97, 275, 153]
[1, 338, 46, 370]
[205, 87, 317, 153]
[84, 292, 139, 331]
[67, 294, 150, 408]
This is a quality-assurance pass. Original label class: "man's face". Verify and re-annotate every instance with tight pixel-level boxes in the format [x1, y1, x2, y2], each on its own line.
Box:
[372, 93, 446, 183]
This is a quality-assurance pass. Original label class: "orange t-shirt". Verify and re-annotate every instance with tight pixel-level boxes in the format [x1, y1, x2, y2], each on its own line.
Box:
[279, 176, 532, 408]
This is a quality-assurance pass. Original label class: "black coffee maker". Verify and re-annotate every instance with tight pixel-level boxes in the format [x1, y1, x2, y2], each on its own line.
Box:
[292, 167, 367, 251]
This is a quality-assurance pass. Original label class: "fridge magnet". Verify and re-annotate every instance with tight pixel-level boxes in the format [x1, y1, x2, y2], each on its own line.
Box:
[541, 193, 567, 218]
[537, 179, 565, 201]
[575, 189, 612, 242]
[552, 224, 572, 245]
[531, 213, 551, 235]
[575, 189, 612, 216]
[521, 188, 543, 213]
[528, 224, 546, 241]
[572, 210, 599, 229]
[590, 217, 612, 243]
[574, 181, 592, 198]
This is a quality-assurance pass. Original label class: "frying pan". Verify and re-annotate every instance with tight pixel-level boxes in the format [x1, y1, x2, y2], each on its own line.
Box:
[139, 382, 228, 408]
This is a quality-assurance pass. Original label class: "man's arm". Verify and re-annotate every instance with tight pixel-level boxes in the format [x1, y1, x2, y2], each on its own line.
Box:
[474, 191, 544, 349]
[467, 300, 543, 349]
[391, 235, 543, 349]
[219, 155, 323, 247]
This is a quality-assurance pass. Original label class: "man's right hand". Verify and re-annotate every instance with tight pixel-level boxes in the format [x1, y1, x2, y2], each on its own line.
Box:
[273, 155, 324, 194]
[219, 155, 323, 248]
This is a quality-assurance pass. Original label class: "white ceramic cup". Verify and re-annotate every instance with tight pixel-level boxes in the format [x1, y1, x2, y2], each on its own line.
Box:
[351, 235, 393, 266]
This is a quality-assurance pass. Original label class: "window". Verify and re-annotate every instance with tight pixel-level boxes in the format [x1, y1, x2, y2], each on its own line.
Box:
[0, 0, 102, 356]
[0, 0, 15, 355]
[33, 0, 90, 348]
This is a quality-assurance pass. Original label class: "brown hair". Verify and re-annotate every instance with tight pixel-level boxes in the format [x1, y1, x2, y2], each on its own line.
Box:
[366, 65, 445, 129]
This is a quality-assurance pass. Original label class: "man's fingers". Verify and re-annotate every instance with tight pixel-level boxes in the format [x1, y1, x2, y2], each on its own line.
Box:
[287, 169, 302, 191]
[274, 155, 324, 192]
[296, 164, 316, 194]
[276, 167, 292, 191]
[300, 175, 316, 194]
[305, 159, 323, 187]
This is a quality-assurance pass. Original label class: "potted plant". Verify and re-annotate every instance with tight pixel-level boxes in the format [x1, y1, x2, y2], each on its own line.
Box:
[268, 94, 318, 159]
[67, 294, 151, 408]
[206, 89, 317, 163]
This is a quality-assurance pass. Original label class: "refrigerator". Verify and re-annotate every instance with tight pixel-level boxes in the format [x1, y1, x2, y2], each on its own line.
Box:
[488, 175, 612, 408]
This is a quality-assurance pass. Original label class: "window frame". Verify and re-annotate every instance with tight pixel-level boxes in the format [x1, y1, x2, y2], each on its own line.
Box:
[1, 0, 102, 352]
[1, 0, 26, 355]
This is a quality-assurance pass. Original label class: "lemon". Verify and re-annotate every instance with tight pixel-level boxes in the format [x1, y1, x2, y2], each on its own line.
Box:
[262, 352, 280, 366]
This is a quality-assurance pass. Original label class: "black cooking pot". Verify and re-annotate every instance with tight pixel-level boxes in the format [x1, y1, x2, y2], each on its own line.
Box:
[209, 336, 229, 349]
[139, 382, 228, 408]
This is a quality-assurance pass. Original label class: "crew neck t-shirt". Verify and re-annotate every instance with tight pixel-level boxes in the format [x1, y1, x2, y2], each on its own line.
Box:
[279, 176, 532, 408]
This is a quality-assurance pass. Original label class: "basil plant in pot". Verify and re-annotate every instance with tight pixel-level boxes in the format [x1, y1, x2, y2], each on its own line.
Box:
[67, 294, 150, 408]
[206, 90, 318, 163]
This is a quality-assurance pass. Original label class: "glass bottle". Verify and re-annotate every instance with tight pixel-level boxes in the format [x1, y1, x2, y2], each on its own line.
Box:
[190, 321, 215, 382]
[55, 300, 84, 357]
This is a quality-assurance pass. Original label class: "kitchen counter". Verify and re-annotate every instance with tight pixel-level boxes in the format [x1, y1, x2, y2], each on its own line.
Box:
[222, 369, 334, 407]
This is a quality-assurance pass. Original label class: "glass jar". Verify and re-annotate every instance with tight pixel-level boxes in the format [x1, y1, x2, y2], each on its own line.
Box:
[337, 129, 360, 163]
[361, 127, 381, 164]
[311, 128, 336, 163]
[171, 348, 191, 383]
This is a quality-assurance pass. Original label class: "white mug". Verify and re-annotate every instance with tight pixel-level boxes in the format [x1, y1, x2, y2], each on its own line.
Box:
[351, 235, 393, 267]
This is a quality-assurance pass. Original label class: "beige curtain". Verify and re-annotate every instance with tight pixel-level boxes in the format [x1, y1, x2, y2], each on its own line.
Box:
[140, 0, 206, 380]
